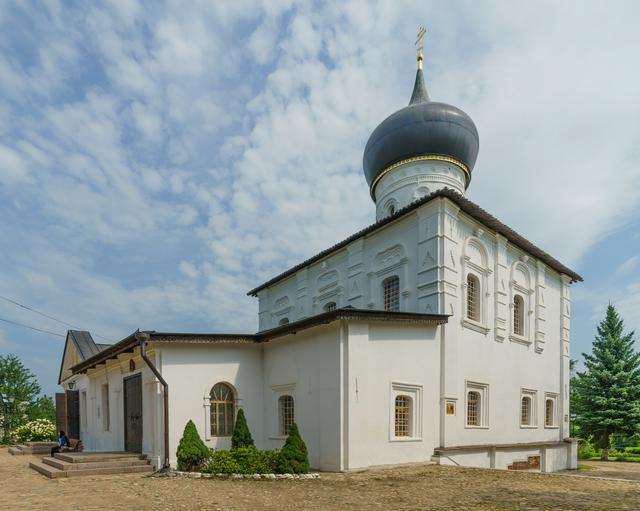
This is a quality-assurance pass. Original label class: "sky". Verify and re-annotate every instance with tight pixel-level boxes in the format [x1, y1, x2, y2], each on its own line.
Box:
[1, 0, 639, 398]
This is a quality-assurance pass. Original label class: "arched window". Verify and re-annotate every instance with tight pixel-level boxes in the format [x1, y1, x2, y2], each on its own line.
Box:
[521, 396, 532, 426]
[383, 276, 400, 312]
[466, 274, 480, 321]
[394, 395, 412, 437]
[279, 317, 289, 326]
[513, 294, 524, 335]
[210, 383, 235, 436]
[323, 302, 336, 313]
[279, 395, 294, 436]
[467, 391, 480, 426]
[545, 399, 554, 427]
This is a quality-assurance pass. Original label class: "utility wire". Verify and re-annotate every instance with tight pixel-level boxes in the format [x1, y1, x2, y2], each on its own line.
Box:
[0, 294, 113, 342]
[0, 316, 65, 338]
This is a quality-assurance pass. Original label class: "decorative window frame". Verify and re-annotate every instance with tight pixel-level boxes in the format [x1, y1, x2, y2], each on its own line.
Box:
[520, 388, 538, 428]
[389, 381, 423, 442]
[544, 392, 559, 429]
[509, 260, 534, 346]
[383, 197, 398, 217]
[203, 381, 240, 441]
[270, 383, 296, 440]
[465, 381, 489, 429]
[367, 244, 409, 310]
[461, 237, 492, 335]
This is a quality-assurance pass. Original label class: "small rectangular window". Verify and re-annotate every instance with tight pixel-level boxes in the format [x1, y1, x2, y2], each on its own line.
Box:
[465, 382, 489, 428]
[279, 395, 294, 436]
[520, 389, 538, 427]
[101, 384, 110, 431]
[544, 393, 558, 427]
[383, 276, 400, 312]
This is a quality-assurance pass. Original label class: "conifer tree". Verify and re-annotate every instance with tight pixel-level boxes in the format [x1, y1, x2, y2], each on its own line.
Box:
[574, 305, 640, 460]
[176, 420, 211, 471]
[275, 422, 309, 474]
[231, 408, 254, 449]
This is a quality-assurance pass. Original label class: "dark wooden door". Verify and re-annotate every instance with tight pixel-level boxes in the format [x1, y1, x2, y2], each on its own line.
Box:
[124, 374, 143, 453]
[65, 390, 80, 439]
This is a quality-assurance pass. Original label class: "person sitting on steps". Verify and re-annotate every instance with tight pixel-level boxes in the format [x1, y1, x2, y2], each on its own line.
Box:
[50, 430, 70, 457]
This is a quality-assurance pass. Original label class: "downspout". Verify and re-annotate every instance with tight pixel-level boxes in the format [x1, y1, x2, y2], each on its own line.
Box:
[136, 331, 170, 469]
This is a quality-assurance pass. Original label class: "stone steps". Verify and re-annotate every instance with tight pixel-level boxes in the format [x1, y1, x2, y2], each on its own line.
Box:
[29, 452, 153, 478]
[9, 443, 57, 455]
[42, 456, 150, 471]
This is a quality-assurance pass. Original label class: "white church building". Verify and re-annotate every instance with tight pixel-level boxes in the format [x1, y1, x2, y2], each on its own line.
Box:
[56, 46, 581, 473]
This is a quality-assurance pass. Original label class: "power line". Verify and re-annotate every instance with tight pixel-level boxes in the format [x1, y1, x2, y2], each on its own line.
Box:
[0, 316, 65, 338]
[0, 295, 113, 342]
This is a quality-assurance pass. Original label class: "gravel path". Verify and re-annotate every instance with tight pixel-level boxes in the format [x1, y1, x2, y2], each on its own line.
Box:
[2, 448, 640, 510]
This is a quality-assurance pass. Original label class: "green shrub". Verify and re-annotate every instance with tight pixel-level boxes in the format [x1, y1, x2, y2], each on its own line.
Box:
[625, 446, 640, 455]
[204, 446, 279, 474]
[231, 409, 254, 449]
[176, 420, 211, 471]
[578, 440, 597, 460]
[275, 422, 309, 474]
[11, 419, 56, 442]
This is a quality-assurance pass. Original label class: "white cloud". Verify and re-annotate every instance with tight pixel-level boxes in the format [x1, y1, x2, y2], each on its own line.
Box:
[2, 1, 640, 397]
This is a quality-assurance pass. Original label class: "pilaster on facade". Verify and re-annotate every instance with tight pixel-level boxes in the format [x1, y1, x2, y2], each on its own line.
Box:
[560, 275, 572, 439]
[258, 289, 270, 331]
[296, 268, 309, 319]
[438, 199, 460, 316]
[493, 235, 508, 342]
[534, 261, 547, 353]
[416, 207, 440, 314]
[347, 239, 365, 308]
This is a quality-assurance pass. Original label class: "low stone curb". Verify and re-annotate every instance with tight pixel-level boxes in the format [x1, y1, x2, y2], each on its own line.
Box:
[155, 470, 319, 480]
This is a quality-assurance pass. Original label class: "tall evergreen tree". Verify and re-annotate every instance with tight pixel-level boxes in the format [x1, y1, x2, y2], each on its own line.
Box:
[574, 305, 640, 460]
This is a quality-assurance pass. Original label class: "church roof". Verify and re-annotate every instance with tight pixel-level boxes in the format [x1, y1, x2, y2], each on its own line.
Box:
[70, 309, 448, 375]
[247, 188, 583, 296]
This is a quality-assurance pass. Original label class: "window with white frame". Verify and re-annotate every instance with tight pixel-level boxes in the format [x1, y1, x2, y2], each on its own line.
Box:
[383, 276, 400, 312]
[278, 395, 294, 436]
[513, 294, 525, 336]
[101, 384, 110, 431]
[466, 273, 480, 321]
[520, 389, 537, 427]
[80, 390, 87, 432]
[390, 382, 422, 440]
[465, 382, 489, 428]
[544, 393, 558, 427]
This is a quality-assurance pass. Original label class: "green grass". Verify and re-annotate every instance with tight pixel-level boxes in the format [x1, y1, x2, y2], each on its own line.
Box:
[587, 456, 640, 463]
[577, 464, 595, 470]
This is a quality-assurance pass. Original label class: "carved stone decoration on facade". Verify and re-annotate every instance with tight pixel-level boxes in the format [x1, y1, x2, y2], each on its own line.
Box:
[316, 269, 339, 293]
[274, 296, 290, 310]
[374, 244, 405, 271]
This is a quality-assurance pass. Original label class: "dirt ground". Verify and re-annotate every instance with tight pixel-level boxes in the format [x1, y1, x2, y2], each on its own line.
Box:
[2, 448, 640, 511]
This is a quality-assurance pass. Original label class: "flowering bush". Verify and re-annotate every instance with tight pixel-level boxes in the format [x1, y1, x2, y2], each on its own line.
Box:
[11, 419, 56, 442]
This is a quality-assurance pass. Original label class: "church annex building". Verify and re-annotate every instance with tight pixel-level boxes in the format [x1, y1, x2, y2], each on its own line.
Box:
[56, 47, 582, 473]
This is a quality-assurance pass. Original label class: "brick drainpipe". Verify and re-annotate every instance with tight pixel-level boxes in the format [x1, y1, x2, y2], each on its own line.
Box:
[136, 331, 170, 469]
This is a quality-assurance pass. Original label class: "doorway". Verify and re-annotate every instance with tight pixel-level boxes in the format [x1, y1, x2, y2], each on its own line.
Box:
[123, 374, 143, 453]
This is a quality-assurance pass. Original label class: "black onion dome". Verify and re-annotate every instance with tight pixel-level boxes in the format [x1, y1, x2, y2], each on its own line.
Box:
[363, 68, 479, 196]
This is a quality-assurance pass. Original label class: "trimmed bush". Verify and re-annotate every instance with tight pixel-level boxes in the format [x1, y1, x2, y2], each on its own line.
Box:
[176, 420, 211, 471]
[625, 446, 640, 455]
[275, 422, 309, 474]
[205, 446, 279, 474]
[231, 408, 254, 449]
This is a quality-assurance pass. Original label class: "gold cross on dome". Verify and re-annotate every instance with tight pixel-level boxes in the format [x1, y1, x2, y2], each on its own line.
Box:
[415, 26, 426, 68]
